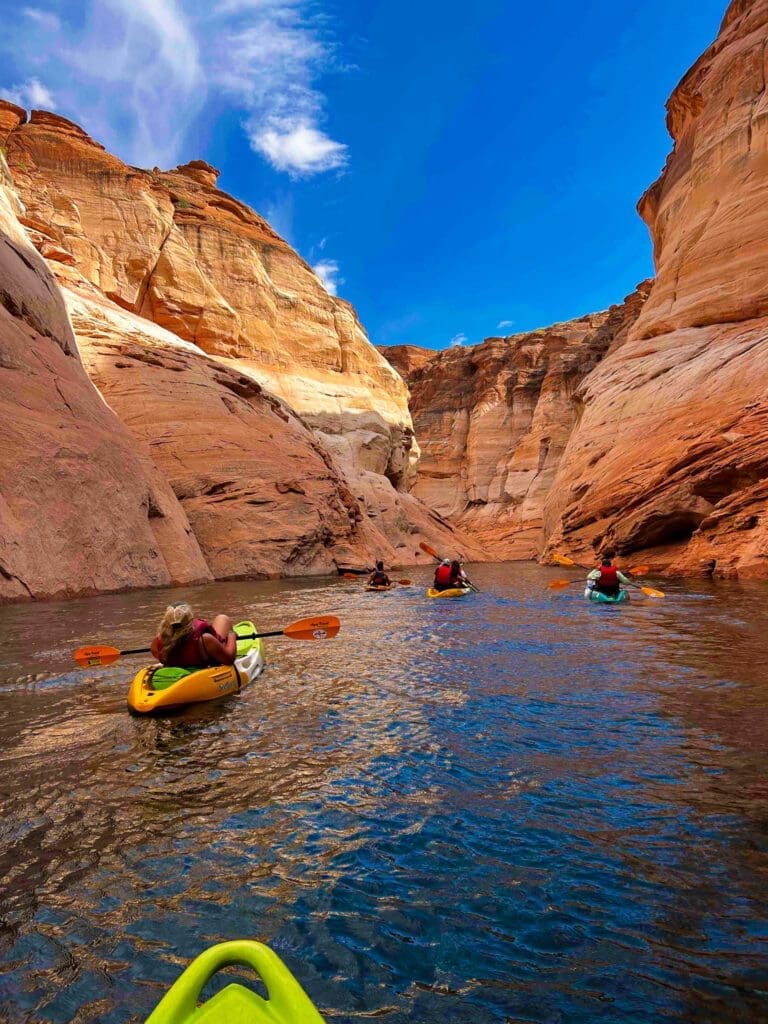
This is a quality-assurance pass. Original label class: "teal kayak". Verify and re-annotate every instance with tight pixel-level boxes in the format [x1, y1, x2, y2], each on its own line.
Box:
[585, 587, 630, 604]
[145, 940, 325, 1024]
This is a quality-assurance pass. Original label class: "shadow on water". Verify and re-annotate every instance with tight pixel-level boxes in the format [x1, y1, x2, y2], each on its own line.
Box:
[1, 565, 767, 1022]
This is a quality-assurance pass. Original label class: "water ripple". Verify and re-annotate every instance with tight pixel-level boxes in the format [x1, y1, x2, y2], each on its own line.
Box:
[1, 567, 767, 1022]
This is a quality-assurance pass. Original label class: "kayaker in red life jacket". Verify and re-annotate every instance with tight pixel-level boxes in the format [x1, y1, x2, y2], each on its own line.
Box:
[433, 559, 465, 592]
[587, 552, 631, 598]
[369, 561, 391, 587]
[150, 602, 237, 668]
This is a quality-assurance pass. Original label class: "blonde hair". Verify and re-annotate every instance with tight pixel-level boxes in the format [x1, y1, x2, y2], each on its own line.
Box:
[158, 603, 194, 656]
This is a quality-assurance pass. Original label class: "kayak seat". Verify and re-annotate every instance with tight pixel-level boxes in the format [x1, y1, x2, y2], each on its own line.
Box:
[150, 666, 199, 691]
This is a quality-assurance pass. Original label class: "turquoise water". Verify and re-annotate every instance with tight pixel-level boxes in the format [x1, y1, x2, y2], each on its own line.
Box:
[0, 564, 767, 1022]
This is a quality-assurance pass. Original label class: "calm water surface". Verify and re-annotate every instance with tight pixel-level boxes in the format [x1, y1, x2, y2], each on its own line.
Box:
[0, 564, 767, 1023]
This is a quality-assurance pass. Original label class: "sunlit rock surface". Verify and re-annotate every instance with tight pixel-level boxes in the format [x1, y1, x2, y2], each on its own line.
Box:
[382, 288, 649, 558]
[544, 0, 768, 577]
[0, 149, 211, 601]
[0, 104, 479, 600]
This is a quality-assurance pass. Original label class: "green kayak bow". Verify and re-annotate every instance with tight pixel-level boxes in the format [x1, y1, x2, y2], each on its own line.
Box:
[145, 941, 326, 1024]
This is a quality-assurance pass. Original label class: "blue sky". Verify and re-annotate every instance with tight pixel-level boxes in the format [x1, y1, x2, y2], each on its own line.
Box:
[0, 0, 727, 349]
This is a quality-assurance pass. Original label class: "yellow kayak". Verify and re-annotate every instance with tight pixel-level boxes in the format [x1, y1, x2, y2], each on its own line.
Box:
[426, 587, 470, 599]
[127, 621, 266, 714]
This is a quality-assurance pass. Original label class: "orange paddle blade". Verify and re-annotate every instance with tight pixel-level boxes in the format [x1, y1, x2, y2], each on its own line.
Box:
[419, 541, 440, 560]
[398, 579, 412, 586]
[640, 586, 665, 599]
[548, 579, 577, 590]
[343, 573, 362, 580]
[629, 565, 649, 576]
[73, 645, 122, 667]
[283, 615, 341, 641]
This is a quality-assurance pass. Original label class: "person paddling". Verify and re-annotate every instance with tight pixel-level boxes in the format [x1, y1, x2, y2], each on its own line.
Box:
[369, 561, 391, 587]
[433, 559, 465, 592]
[150, 603, 237, 668]
[587, 552, 631, 599]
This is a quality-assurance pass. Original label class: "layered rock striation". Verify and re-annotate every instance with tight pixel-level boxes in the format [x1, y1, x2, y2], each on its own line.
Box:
[543, 0, 768, 577]
[382, 288, 650, 558]
[3, 107, 417, 491]
[0, 149, 211, 600]
[385, 0, 768, 578]
[0, 101, 478, 601]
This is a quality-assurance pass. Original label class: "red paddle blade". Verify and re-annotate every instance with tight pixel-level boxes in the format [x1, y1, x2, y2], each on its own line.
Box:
[419, 541, 440, 560]
[342, 573, 361, 580]
[283, 615, 341, 641]
[73, 645, 121, 667]
[398, 579, 412, 586]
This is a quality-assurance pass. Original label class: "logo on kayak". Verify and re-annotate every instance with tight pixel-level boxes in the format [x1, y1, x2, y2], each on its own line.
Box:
[312, 628, 327, 639]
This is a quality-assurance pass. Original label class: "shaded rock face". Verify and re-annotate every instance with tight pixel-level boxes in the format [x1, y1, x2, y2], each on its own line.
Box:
[4, 110, 417, 490]
[543, 0, 768, 578]
[381, 287, 650, 558]
[0, 153, 211, 601]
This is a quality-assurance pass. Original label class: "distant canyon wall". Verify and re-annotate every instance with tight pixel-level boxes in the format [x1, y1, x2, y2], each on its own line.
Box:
[0, 102, 478, 602]
[382, 286, 651, 558]
[385, 0, 768, 578]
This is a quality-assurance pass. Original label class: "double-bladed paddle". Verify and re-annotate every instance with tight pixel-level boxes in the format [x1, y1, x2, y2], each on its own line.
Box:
[550, 553, 665, 599]
[419, 541, 480, 593]
[73, 615, 342, 668]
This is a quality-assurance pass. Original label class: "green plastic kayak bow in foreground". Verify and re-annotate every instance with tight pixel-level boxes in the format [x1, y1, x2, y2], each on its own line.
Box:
[145, 941, 326, 1024]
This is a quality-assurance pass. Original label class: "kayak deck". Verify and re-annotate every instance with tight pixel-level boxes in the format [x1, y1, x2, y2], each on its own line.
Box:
[127, 620, 266, 714]
[145, 940, 325, 1024]
[585, 588, 630, 604]
[426, 587, 470, 599]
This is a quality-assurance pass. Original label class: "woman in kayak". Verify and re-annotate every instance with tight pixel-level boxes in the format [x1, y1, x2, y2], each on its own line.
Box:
[587, 552, 631, 598]
[433, 559, 466, 592]
[150, 603, 237, 668]
[369, 561, 391, 587]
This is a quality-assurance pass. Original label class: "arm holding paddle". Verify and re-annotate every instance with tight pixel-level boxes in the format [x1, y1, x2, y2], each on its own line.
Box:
[74, 615, 342, 668]
[419, 542, 480, 592]
[549, 553, 665, 599]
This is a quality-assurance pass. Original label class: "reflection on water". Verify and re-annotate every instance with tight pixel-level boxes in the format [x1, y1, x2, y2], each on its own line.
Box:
[1, 565, 767, 1023]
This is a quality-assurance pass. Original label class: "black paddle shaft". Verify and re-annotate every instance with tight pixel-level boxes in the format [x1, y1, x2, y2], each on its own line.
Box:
[118, 631, 282, 657]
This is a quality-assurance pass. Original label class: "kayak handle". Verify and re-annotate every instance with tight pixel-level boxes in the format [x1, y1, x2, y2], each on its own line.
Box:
[145, 940, 325, 1023]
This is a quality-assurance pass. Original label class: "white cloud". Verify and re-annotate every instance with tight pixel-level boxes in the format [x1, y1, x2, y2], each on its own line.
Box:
[23, 7, 61, 31]
[450, 332, 468, 347]
[253, 122, 346, 175]
[0, 0, 347, 175]
[497, 319, 515, 330]
[5, 77, 56, 109]
[313, 258, 342, 296]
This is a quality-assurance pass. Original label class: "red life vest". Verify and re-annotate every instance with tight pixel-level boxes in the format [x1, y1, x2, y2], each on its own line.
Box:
[160, 618, 218, 668]
[598, 569, 622, 593]
[435, 564, 453, 587]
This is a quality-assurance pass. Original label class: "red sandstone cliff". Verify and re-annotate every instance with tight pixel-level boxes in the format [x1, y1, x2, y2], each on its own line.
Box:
[543, 0, 768, 577]
[381, 287, 650, 558]
[0, 103, 478, 601]
[383, 0, 768, 579]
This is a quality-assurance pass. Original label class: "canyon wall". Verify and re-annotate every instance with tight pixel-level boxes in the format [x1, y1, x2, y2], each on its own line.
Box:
[382, 286, 650, 558]
[0, 102, 477, 602]
[543, 0, 768, 577]
[385, 0, 768, 578]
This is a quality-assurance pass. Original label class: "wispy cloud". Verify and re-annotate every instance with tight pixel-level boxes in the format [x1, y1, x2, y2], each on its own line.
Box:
[23, 7, 61, 31]
[5, 76, 56, 109]
[312, 258, 343, 296]
[450, 332, 468, 347]
[497, 319, 515, 330]
[0, 0, 347, 175]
